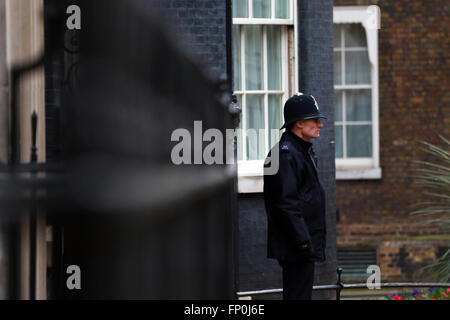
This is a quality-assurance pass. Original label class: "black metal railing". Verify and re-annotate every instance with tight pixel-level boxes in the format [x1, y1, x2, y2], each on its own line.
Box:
[236, 268, 450, 300]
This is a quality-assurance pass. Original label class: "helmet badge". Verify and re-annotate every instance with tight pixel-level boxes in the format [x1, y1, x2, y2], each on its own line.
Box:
[311, 95, 320, 111]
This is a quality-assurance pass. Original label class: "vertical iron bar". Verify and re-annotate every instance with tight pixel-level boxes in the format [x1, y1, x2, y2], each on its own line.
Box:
[31, 111, 38, 163]
[336, 268, 343, 301]
[29, 111, 38, 299]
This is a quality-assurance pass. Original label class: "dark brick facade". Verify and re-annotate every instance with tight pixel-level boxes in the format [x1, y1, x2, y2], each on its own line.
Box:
[237, 194, 282, 294]
[333, 0, 450, 281]
[148, 0, 230, 81]
[44, 0, 64, 163]
[297, 0, 337, 299]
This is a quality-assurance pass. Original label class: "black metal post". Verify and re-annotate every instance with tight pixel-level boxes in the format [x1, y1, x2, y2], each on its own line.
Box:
[31, 111, 38, 163]
[336, 268, 343, 301]
[29, 111, 38, 299]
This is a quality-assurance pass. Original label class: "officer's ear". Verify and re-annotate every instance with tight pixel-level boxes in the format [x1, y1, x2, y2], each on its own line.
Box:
[295, 121, 304, 129]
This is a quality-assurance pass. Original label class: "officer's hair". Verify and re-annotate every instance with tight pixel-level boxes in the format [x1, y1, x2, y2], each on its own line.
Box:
[287, 123, 295, 132]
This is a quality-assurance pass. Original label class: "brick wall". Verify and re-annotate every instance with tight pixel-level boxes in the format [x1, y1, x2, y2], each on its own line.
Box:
[378, 241, 448, 282]
[333, 0, 450, 281]
[237, 194, 282, 294]
[44, 0, 64, 163]
[149, 0, 229, 81]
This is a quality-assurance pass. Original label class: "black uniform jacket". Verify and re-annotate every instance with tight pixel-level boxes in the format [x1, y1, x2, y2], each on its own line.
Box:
[263, 131, 326, 262]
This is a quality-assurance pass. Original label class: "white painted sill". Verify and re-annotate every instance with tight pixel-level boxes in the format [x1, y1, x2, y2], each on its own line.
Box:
[237, 163, 382, 193]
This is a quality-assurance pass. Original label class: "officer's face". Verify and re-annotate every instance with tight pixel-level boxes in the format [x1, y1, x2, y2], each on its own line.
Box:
[298, 118, 323, 141]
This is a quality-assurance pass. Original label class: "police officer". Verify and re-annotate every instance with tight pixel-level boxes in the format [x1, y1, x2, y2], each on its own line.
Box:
[263, 93, 327, 300]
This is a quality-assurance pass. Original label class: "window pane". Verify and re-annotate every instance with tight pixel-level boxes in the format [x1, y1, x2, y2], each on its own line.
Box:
[275, 0, 289, 19]
[334, 51, 342, 85]
[245, 25, 264, 90]
[334, 91, 343, 121]
[253, 0, 271, 18]
[269, 95, 282, 149]
[267, 25, 282, 90]
[345, 24, 366, 48]
[236, 95, 243, 161]
[233, 25, 242, 91]
[346, 90, 372, 121]
[335, 125, 343, 158]
[334, 25, 342, 48]
[233, 0, 248, 18]
[345, 51, 370, 84]
[246, 94, 265, 160]
[347, 125, 372, 157]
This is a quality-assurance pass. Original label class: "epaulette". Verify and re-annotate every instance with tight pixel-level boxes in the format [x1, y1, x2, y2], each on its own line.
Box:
[280, 142, 291, 153]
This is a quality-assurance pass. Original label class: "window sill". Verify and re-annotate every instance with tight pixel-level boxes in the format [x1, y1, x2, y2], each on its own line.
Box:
[336, 167, 382, 180]
[237, 167, 383, 193]
[237, 175, 264, 194]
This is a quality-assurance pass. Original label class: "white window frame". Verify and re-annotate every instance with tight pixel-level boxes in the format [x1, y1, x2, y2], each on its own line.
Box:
[334, 7, 381, 180]
[233, 0, 297, 193]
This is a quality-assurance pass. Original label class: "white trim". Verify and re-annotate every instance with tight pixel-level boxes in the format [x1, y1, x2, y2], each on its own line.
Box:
[233, 90, 285, 94]
[336, 158, 374, 170]
[238, 175, 264, 193]
[263, 26, 269, 154]
[233, 18, 294, 25]
[335, 121, 372, 125]
[334, 47, 368, 51]
[293, 0, 298, 93]
[241, 25, 247, 160]
[282, 25, 289, 114]
[271, 0, 275, 21]
[334, 6, 380, 177]
[335, 84, 372, 90]
[333, 6, 379, 67]
[238, 160, 265, 176]
[336, 167, 382, 180]
[371, 28, 380, 168]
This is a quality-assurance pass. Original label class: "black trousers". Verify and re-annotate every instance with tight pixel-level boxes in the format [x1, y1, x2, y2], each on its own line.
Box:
[278, 260, 315, 300]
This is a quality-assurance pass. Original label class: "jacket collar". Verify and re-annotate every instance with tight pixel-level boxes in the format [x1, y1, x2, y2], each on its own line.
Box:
[284, 131, 312, 153]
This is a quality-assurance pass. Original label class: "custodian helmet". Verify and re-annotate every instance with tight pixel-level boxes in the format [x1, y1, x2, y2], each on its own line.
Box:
[280, 93, 326, 129]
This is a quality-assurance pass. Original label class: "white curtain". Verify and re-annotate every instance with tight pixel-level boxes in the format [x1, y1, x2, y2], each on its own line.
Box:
[269, 95, 282, 149]
[246, 94, 265, 160]
[346, 89, 372, 121]
[232, 0, 290, 19]
[334, 23, 372, 158]
[233, 23, 283, 160]
[233, 25, 242, 91]
[253, 0, 270, 18]
[267, 25, 281, 90]
[245, 25, 264, 160]
[275, 0, 290, 19]
[245, 25, 263, 90]
[347, 125, 372, 157]
[233, 0, 248, 18]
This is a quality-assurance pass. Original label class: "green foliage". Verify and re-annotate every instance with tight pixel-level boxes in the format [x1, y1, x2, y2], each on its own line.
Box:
[411, 135, 450, 282]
